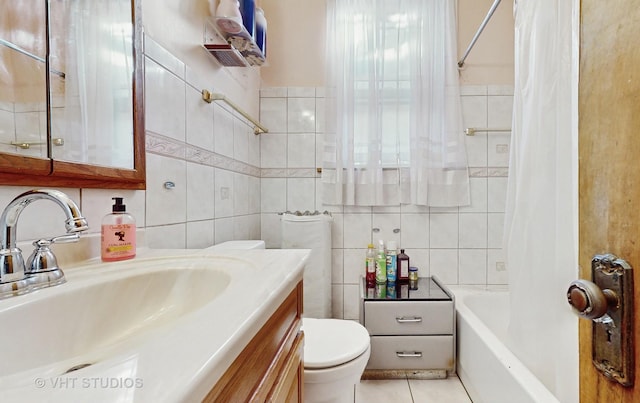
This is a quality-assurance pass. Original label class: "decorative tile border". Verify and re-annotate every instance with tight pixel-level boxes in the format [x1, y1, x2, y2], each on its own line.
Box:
[487, 167, 509, 177]
[145, 131, 186, 159]
[146, 131, 260, 177]
[469, 167, 509, 178]
[261, 166, 506, 179]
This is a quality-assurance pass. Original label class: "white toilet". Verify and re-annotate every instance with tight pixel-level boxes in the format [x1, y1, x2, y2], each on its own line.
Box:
[280, 213, 372, 402]
[302, 317, 370, 403]
[213, 237, 371, 403]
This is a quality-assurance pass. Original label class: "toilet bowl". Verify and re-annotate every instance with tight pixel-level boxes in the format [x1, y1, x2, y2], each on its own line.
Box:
[302, 318, 371, 403]
[212, 237, 371, 402]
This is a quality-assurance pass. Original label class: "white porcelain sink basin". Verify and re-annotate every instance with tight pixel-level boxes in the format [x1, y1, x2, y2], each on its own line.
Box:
[0, 248, 308, 403]
[0, 255, 233, 378]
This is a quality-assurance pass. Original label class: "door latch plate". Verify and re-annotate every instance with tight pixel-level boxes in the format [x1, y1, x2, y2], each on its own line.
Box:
[591, 254, 634, 387]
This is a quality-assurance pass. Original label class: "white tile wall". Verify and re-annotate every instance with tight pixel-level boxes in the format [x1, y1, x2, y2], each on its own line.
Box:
[213, 104, 235, 158]
[186, 86, 214, 152]
[260, 85, 512, 320]
[145, 153, 187, 227]
[144, 58, 186, 142]
[143, 36, 261, 249]
[186, 162, 215, 221]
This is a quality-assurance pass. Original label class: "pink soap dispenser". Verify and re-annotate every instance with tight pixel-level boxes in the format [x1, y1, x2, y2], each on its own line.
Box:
[101, 197, 136, 262]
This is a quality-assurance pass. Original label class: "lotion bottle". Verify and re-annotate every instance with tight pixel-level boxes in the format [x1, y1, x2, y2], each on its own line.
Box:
[365, 243, 376, 286]
[375, 240, 387, 284]
[101, 197, 136, 262]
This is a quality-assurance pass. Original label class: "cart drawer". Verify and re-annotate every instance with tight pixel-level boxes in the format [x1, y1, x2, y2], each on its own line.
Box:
[364, 300, 453, 335]
[366, 335, 454, 370]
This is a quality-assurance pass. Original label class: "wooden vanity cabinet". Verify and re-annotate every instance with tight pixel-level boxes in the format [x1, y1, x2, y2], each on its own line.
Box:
[203, 281, 304, 402]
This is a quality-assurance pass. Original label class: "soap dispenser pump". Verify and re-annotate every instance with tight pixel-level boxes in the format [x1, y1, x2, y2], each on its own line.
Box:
[101, 197, 136, 262]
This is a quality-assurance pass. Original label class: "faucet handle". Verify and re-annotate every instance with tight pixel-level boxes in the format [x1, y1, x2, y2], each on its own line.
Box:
[33, 233, 80, 248]
[26, 234, 79, 289]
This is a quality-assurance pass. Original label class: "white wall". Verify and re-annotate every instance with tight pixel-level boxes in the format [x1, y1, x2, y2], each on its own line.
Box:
[261, 0, 515, 87]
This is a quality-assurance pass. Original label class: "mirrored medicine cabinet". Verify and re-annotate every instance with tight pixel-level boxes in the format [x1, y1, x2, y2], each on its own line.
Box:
[0, 0, 145, 189]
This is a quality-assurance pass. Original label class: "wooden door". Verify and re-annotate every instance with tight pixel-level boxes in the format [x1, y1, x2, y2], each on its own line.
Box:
[579, 1, 640, 401]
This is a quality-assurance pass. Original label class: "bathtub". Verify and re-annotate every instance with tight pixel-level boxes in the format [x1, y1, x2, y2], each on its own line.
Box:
[449, 286, 560, 403]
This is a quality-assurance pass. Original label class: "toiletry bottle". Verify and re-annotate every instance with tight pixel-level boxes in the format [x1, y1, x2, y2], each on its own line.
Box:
[216, 0, 242, 19]
[386, 240, 397, 283]
[409, 266, 419, 290]
[101, 197, 136, 262]
[255, 7, 267, 55]
[240, 0, 256, 38]
[215, 0, 244, 34]
[397, 248, 410, 282]
[365, 243, 376, 286]
[375, 240, 387, 284]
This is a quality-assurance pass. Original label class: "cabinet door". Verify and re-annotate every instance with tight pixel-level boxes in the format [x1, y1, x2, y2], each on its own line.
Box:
[0, 0, 145, 190]
[266, 332, 304, 403]
[204, 282, 303, 402]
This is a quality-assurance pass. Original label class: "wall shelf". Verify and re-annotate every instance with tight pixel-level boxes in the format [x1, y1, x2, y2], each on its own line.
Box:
[203, 17, 266, 67]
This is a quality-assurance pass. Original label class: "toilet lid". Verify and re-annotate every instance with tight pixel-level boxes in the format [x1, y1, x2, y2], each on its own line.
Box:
[302, 318, 370, 369]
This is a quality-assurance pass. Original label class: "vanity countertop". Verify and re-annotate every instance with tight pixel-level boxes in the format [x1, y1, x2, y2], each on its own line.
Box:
[0, 246, 308, 402]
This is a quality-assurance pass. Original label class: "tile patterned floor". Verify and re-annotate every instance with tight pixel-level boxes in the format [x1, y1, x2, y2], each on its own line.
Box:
[355, 376, 472, 403]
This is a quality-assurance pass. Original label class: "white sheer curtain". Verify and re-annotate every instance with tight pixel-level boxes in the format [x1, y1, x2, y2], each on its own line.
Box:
[59, 0, 133, 168]
[322, 0, 469, 207]
[504, 0, 578, 402]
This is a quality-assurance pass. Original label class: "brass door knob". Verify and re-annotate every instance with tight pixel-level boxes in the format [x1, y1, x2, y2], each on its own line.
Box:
[567, 279, 619, 320]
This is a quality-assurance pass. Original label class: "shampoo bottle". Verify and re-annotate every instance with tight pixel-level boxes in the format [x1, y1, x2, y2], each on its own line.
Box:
[365, 243, 376, 286]
[239, 0, 256, 38]
[255, 7, 267, 55]
[101, 197, 136, 262]
[375, 240, 387, 284]
[386, 240, 397, 283]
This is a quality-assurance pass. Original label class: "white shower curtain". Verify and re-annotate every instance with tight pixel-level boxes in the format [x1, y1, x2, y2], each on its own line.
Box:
[504, 1, 578, 402]
[59, 0, 133, 168]
[322, 0, 469, 207]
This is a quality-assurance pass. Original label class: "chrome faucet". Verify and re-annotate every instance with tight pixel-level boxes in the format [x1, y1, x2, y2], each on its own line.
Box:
[0, 189, 89, 299]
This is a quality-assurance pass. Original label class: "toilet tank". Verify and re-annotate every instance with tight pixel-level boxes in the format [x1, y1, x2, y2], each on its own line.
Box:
[280, 213, 332, 319]
[208, 240, 266, 250]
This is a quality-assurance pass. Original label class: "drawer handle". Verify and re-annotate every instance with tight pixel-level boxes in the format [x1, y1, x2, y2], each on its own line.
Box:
[396, 316, 422, 323]
[396, 351, 423, 358]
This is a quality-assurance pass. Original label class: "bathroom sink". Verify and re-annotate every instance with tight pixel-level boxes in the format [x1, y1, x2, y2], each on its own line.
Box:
[0, 248, 308, 402]
[0, 255, 235, 379]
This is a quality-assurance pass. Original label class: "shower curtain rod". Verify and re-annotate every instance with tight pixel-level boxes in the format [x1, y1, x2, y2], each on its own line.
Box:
[458, 0, 502, 68]
[0, 38, 66, 79]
